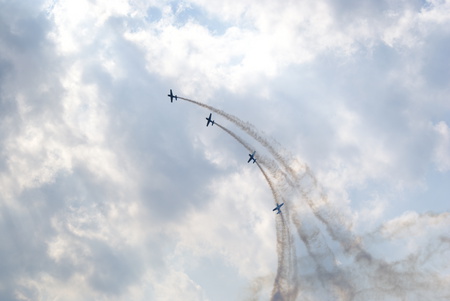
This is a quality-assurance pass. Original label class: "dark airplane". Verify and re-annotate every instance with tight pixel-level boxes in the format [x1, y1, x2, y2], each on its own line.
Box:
[167, 89, 178, 102]
[206, 113, 215, 127]
[273, 203, 284, 214]
[247, 151, 256, 163]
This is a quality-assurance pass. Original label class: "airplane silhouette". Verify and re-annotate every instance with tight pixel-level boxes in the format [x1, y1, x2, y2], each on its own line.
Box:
[167, 89, 178, 102]
[206, 113, 215, 126]
[248, 151, 256, 163]
[273, 203, 284, 214]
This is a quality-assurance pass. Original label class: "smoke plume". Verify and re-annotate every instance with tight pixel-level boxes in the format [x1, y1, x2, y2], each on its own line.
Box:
[177, 95, 450, 300]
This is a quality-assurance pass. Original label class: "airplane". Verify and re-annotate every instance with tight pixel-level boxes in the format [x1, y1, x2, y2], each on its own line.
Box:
[247, 151, 256, 163]
[167, 89, 178, 102]
[273, 203, 284, 214]
[206, 113, 215, 127]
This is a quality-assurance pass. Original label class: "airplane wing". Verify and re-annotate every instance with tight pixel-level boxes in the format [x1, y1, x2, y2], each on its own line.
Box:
[248, 151, 256, 163]
[206, 113, 214, 126]
[168, 89, 177, 102]
[273, 203, 284, 214]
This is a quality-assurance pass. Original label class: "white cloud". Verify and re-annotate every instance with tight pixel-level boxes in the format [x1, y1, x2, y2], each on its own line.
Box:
[46, 0, 137, 54]
[153, 270, 209, 301]
[1, 0, 449, 300]
[170, 169, 277, 278]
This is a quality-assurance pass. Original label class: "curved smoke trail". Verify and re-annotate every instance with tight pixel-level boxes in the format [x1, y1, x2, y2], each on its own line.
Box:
[176, 94, 450, 300]
[214, 121, 296, 299]
[179, 96, 299, 180]
[181, 95, 354, 263]
[180, 96, 363, 259]
[179, 97, 345, 245]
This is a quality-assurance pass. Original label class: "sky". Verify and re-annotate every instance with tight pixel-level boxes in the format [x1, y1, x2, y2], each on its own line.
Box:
[0, 0, 449, 300]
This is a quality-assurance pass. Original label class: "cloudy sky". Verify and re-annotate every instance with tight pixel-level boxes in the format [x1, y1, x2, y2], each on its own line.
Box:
[1, 0, 449, 300]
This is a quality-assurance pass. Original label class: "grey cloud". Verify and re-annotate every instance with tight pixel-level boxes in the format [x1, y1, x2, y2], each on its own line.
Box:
[0, 197, 56, 300]
[0, 3, 66, 290]
[1, 0, 449, 300]
[71, 28, 221, 222]
[421, 31, 450, 90]
[86, 241, 144, 295]
[0, 4, 151, 300]
[326, 0, 425, 32]
[265, 40, 446, 186]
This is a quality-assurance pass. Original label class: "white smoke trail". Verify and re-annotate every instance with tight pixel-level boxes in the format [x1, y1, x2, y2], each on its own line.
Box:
[177, 95, 450, 300]
[180, 97, 351, 248]
[213, 121, 297, 300]
[180, 96, 348, 298]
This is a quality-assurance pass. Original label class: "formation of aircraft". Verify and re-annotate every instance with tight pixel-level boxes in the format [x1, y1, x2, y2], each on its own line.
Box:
[273, 203, 284, 214]
[206, 113, 215, 127]
[167, 89, 178, 102]
[247, 151, 256, 164]
[166, 90, 284, 214]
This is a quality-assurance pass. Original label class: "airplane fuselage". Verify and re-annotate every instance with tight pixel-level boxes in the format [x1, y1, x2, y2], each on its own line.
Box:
[273, 202, 284, 214]
[168, 89, 178, 102]
[248, 151, 256, 163]
[206, 113, 215, 126]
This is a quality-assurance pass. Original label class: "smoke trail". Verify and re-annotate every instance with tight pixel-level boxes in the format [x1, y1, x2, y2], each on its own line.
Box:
[272, 213, 287, 300]
[255, 162, 295, 300]
[179, 96, 299, 181]
[215, 121, 285, 208]
[181, 96, 361, 261]
[181, 99, 335, 215]
[177, 95, 450, 299]
[255, 162, 279, 205]
[213, 121, 298, 300]
[278, 205, 299, 301]
[181, 96, 354, 297]
[215, 122, 255, 155]
[269, 207, 299, 301]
